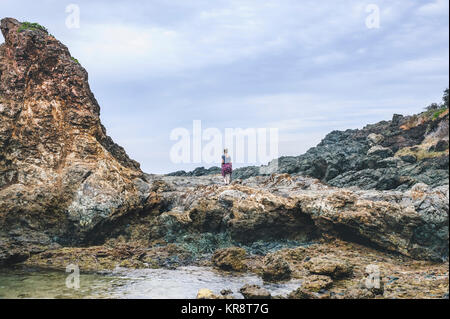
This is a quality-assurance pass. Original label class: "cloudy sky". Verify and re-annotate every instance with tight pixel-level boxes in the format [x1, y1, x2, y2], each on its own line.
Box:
[1, 0, 449, 173]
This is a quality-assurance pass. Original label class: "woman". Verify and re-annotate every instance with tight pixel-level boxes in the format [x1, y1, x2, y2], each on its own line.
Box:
[221, 148, 232, 185]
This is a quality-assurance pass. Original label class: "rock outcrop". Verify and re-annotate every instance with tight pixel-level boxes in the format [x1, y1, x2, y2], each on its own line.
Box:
[211, 247, 248, 272]
[174, 111, 449, 191]
[0, 18, 149, 265]
[136, 174, 448, 261]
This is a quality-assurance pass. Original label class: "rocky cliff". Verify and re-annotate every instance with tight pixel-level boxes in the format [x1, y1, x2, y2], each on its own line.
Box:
[0, 18, 150, 265]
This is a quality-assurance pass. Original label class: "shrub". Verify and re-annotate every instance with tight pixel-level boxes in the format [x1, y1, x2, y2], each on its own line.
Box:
[71, 57, 80, 64]
[426, 102, 441, 111]
[18, 22, 48, 34]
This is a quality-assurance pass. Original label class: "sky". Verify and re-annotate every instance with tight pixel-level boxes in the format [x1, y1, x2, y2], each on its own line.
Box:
[1, 0, 449, 174]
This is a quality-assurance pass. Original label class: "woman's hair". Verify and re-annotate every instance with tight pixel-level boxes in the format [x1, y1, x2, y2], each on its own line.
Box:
[224, 148, 228, 154]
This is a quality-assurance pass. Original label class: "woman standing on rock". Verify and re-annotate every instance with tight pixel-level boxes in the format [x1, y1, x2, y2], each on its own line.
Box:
[221, 149, 232, 185]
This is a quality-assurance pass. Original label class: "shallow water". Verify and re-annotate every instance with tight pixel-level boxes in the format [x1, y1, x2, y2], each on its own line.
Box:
[0, 266, 302, 299]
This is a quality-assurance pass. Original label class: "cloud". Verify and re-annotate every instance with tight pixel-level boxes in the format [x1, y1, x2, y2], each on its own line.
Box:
[416, 0, 449, 16]
[0, 0, 448, 174]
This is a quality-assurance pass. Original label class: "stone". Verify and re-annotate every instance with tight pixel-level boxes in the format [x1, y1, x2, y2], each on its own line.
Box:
[196, 288, 219, 299]
[262, 253, 292, 282]
[239, 284, 271, 299]
[401, 155, 417, 164]
[367, 146, 394, 159]
[301, 275, 333, 292]
[220, 289, 233, 296]
[367, 133, 384, 145]
[304, 257, 353, 279]
[211, 247, 247, 272]
[435, 140, 449, 152]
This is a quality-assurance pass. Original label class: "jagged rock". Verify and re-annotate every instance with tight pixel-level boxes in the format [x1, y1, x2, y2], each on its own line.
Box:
[211, 247, 247, 272]
[167, 166, 220, 177]
[173, 110, 449, 192]
[301, 275, 333, 292]
[367, 146, 394, 158]
[139, 174, 448, 261]
[401, 155, 417, 163]
[435, 140, 449, 152]
[261, 253, 292, 282]
[239, 284, 271, 299]
[304, 257, 353, 279]
[367, 133, 384, 145]
[0, 18, 147, 265]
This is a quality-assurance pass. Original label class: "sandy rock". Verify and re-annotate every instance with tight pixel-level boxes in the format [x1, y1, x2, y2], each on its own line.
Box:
[196, 288, 219, 299]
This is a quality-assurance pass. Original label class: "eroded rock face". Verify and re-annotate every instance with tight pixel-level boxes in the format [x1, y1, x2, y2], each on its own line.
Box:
[139, 174, 448, 261]
[0, 18, 148, 265]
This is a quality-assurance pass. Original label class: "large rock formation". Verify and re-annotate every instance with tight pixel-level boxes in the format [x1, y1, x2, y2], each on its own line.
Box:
[117, 174, 448, 261]
[0, 18, 149, 265]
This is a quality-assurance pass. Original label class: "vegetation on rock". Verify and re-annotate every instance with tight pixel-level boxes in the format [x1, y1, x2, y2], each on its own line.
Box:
[17, 21, 48, 33]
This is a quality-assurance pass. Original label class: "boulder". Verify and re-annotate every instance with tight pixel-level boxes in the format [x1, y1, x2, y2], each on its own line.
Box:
[239, 284, 271, 299]
[211, 247, 247, 272]
[367, 133, 384, 145]
[435, 140, 449, 152]
[196, 288, 219, 299]
[301, 274, 333, 292]
[401, 155, 417, 164]
[367, 146, 394, 159]
[262, 253, 292, 282]
[304, 257, 353, 279]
